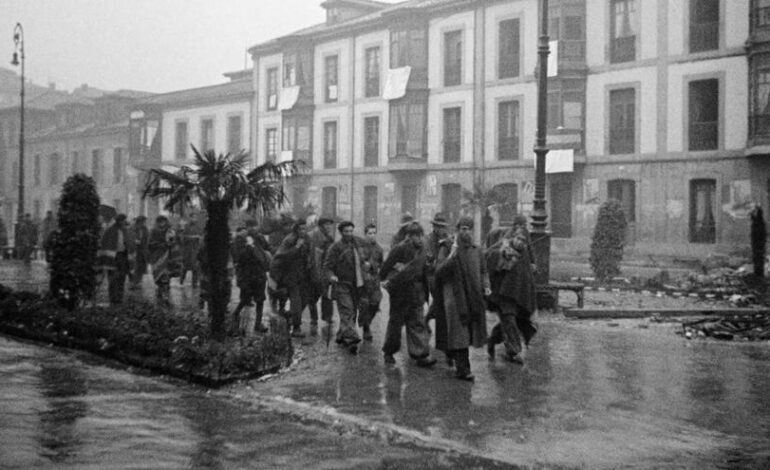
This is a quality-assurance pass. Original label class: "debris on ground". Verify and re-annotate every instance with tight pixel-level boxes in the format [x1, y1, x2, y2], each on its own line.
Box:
[681, 313, 770, 341]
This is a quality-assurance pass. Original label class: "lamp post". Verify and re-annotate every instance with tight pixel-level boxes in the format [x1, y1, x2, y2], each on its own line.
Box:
[11, 22, 25, 233]
[531, 0, 551, 286]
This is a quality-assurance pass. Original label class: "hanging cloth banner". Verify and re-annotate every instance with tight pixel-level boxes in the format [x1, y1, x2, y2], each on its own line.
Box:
[278, 86, 300, 111]
[534, 148, 574, 173]
[382, 66, 411, 100]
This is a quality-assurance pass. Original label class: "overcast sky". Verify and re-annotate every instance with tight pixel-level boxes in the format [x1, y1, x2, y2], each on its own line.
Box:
[0, 0, 399, 94]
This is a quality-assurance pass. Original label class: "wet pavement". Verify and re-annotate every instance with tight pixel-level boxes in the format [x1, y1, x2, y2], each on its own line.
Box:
[3, 260, 770, 468]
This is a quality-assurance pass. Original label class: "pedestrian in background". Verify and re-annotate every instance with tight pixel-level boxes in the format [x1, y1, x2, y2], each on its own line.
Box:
[486, 215, 537, 364]
[41, 210, 57, 262]
[390, 212, 414, 248]
[97, 214, 135, 305]
[308, 216, 336, 335]
[358, 223, 383, 341]
[17, 213, 37, 263]
[272, 218, 314, 337]
[380, 222, 436, 367]
[231, 219, 271, 334]
[148, 215, 176, 305]
[130, 216, 149, 290]
[434, 216, 489, 381]
[179, 214, 203, 288]
[425, 213, 450, 329]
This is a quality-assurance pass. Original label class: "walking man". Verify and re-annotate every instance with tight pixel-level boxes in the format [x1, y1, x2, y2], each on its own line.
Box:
[272, 218, 314, 337]
[17, 213, 37, 263]
[130, 216, 149, 290]
[486, 215, 537, 364]
[425, 213, 450, 327]
[179, 214, 203, 287]
[434, 216, 489, 381]
[358, 223, 383, 341]
[380, 222, 437, 367]
[148, 215, 176, 305]
[309, 216, 336, 334]
[41, 210, 56, 262]
[232, 219, 271, 335]
[97, 214, 135, 305]
[323, 221, 367, 354]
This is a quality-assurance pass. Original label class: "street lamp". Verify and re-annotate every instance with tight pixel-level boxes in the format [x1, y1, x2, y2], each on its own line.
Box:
[11, 22, 25, 234]
[531, 1, 551, 285]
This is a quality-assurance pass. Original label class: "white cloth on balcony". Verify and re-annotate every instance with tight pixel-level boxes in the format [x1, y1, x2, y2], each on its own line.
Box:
[280, 150, 294, 163]
[534, 148, 574, 173]
[279, 86, 300, 111]
[382, 66, 411, 100]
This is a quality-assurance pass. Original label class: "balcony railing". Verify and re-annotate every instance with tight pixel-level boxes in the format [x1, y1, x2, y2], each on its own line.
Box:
[443, 140, 461, 163]
[609, 128, 634, 154]
[690, 21, 718, 52]
[689, 121, 718, 150]
[498, 137, 519, 161]
[611, 35, 635, 63]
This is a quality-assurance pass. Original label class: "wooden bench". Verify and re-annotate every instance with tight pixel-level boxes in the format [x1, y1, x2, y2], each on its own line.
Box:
[537, 281, 585, 310]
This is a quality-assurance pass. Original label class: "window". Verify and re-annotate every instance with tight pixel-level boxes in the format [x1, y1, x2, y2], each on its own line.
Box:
[284, 59, 297, 87]
[175, 121, 188, 160]
[266, 67, 279, 110]
[322, 186, 337, 219]
[756, 0, 770, 29]
[364, 185, 378, 226]
[323, 121, 337, 169]
[498, 100, 520, 160]
[390, 29, 428, 79]
[401, 184, 417, 217]
[389, 100, 427, 158]
[548, 80, 584, 130]
[33, 154, 41, 186]
[265, 128, 278, 163]
[325, 55, 339, 102]
[33, 200, 41, 220]
[113, 148, 123, 184]
[688, 79, 719, 151]
[752, 54, 770, 137]
[227, 115, 242, 155]
[200, 118, 214, 152]
[609, 88, 635, 154]
[441, 183, 462, 226]
[70, 151, 79, 174]
[442, 107, 461, 163]
[49, 153, 61, 186]
[499, 19, 521, 79]
[282, 114, 312, 162]
[689, 179, 716, 243]
[607, 179, 636, 222]
[493, 183, 518, 226]
[364, 116, 380, 167]
[444, 30, 462, 87]
[283, 52, 311, 88]
[92, 149, 102, 185]
[690, 0, 719, 53]
[610, 0, 637, 63]
[365, 46, 380, 97]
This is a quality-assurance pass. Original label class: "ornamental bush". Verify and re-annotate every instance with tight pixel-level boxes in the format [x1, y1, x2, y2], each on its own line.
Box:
[589, 199, 628, 282]
[49, 174, 101, 310]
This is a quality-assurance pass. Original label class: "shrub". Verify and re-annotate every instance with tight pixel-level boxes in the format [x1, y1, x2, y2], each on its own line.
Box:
[49, 174, 101, 310]
[590, 199, 628, 282]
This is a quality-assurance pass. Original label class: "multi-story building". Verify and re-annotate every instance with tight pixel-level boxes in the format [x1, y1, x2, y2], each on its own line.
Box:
[248, 0, 764, 257]
[129, 72, 253, 220]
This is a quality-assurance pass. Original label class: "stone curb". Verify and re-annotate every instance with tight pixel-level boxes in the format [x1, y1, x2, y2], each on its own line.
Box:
[225, 389, 524, 469]
[563, 308, 770, 320]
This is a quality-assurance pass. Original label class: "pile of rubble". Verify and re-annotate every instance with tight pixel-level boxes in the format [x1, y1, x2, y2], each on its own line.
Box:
[682, 313, 770, 341]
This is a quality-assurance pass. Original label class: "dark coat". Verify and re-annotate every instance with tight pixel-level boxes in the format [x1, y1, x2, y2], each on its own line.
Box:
[270, 232, 314, 288]
[232, 232, 271, 292]
[361, 237, 384, 303]
[486, 233, 536, 316]
[180, 222, 203, 267]
[434, 242, 488, 352]
[380, 239, 429, 307]
[97, 223, 136, 272]
[309, 228, 335, 290]
[131, 223, 150, 273]
[323, 236, 367, 287]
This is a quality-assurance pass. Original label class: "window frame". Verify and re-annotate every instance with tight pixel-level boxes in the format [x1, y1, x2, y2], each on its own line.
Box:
[266, 67, 279, 111]
[112, 148, 123, 185]
[609, 0, 637, 64]
[200, 117, 215, 152]
[498, 17, 521, 79]
[497, 98, 521, 161]
[364, 46, 381, 98]
[443, 29, 463, 87]
[389, 98, 428, 159]
[442, 106, 462, 163]
[688, 0, 720, 53]
[607, 86, 637, 155]
[686, 76, 721, 152]
[324, 54, 339, 103]
[689, 178, 717, 244]
[227, 113, 243, 155]
[175, 119, 188, 161]
[323, 120, 338, 169]
[322, 186, 338, 219]
[265, 127, 278, 163]
[363, 115, 380, 167]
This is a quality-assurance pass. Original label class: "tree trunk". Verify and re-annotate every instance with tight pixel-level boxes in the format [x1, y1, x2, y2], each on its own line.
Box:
[205, 201, 231, 340]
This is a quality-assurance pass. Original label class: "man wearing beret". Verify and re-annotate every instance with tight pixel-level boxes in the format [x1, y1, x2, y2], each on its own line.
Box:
[323, 221, 366, 354]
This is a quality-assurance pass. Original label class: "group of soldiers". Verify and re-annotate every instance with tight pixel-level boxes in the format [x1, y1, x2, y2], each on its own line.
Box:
[93, 208, 537, 382]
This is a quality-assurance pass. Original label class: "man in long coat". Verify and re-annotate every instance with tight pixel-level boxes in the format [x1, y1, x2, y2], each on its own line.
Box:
[41, 210, 56, 262]
[96, 214, 135, 305]
[271, 218, 314, 337]
[232, 219, 272, 334]
[380, 222, 436, 367]
[148, 215, 178, 305]
[434, 216, 489, 381]
[130, 216, 149, 290]
[179, 215, 203, 288]
[308, 216, 336, 334]
[486, 215, 537, 364]
[323, 221, 367, 354]
[358, 223, 383, 341]
[425, 213, 450, 327]
[17, 213, 37, 263]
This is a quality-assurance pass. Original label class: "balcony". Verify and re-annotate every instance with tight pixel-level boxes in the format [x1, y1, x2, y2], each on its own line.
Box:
[689, 121, 718, 151]
[611, 36, 635, 63]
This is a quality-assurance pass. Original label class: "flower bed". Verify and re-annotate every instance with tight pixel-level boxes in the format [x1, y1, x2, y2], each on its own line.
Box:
[0, 283, 292, 387]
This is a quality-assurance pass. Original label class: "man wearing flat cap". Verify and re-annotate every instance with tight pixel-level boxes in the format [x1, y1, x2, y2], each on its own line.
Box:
[309, 216, 336, 335]
[425, 213, 450, 328]
[434, 216, 490, 381]
[323, 220, 367, 353]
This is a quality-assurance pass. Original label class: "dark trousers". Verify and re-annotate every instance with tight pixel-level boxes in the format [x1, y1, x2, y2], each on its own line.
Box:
[233, 280, 266, 331]
[450, 348, 471, 376]
[288, 284, 310, 330]
[335, 284, 361, 345]
[108, 253, 129, 304]
[382, 294, 430, 358]
[309, 294, 334, 324]
[489, 300, 537, 358]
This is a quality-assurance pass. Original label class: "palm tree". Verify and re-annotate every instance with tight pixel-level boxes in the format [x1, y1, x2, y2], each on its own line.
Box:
[143, 145, 302, 339]
[462, 182, 517, 242]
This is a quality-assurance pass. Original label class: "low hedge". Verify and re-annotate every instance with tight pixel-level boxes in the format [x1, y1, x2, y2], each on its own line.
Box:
[0, 284, 292, 387]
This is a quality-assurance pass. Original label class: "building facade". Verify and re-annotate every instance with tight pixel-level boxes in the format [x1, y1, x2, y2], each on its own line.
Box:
[248, 0, 764, 257]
